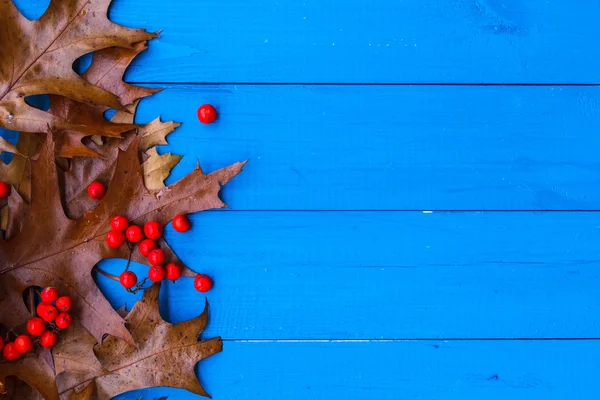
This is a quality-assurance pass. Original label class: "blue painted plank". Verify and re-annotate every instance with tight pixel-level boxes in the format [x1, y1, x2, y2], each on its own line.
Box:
[106, 0, 600, 84]
[97, 211, 600, 339]
[113, 340, 600, 399]
[132, 84, 600, 210]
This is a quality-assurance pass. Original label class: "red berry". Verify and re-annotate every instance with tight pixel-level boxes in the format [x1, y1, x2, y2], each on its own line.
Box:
[40, 331, 57, 348]
[126, 225, 144, 243]
[0, 181, 11, 199]
[147, 249, 165, 265]
[139, 239, 157, 257]
[3, 342, 20, 360]
[38, 304, 58, 322]
[27, 317, 46, 336]
[0, 336, 4, 352]
[197, 104, 217, 124]
[194, 274, 213, 292]
[166, 263, 182, 281]
[87, 181, 105, 200]
[172, 214, 191, 233]
[40, 287, 59, 303]
[56, 313, 72, 329]
[13, 335, 33, 354]
[106, 229, 125, 248]
[120, 271, 138, 289]
[55, 296, 72, 312]
[148, 265, 166, 282]
[111, 215, 129, 231]
[144, 221, 163, 240]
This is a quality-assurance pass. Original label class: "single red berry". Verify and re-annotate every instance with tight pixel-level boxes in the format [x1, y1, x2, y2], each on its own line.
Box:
[148, 265, 166, 282]
[172, 214, 191, 233]
[120, 271, 138, 289]
[0, 336, 4, 352]
[0, 181, 11, 199]
[106, 229, 126, 248]
[194, 274, 213, 292]
[40, 287, 59, 303]
[87, 181, 106, 200]
[111, 215, 129, 231]
[36, 303, 48, 318]
[144, 221, 163, 240]
[3, 342, 20, 360]
[40, 331, 57, 348]
[197, 104, 217, 124]
[56, 313, 72, 329]
[55, 296, 72, 312]
[147, 249, 165, 265]
[166, 263, 182, 281]
[13, 335, 33, 354]
[126, 225, 144, 243]
[139, 239, 157, 257]
[40, 304, 58, 322]
[27, 317, 46, 336]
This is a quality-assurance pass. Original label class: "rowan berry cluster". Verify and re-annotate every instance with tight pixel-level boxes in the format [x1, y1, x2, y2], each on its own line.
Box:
[105, 215, 213, 293]
[1, 287, 72, 361]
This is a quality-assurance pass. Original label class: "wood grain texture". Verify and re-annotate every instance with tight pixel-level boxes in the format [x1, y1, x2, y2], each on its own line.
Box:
[112, 340, 600, 399]
[96, 211, 600, 339]
[106, 0, 600, 84]
[135, 84, 600, 211]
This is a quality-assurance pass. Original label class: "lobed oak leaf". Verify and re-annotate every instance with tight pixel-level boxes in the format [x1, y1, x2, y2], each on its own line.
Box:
[0, 132, 245, 346]
[0, 347, 58, 400]
[60, 102, 182, 219]
[50, 42, 162, 158]
[55, 284, 222, 399]
[0, 0, 157, 134]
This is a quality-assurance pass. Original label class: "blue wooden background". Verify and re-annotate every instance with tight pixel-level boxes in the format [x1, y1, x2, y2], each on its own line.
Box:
[4, 0, 600, 398]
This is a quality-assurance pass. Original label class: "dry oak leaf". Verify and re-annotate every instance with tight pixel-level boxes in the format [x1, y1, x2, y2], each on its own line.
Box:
[50, 41, 161, 158]
[0, 132, 246, 347]
[55, 284, 222, 400]
[0, 0, 157, 134]
[60, 102, 181, 220]
[0, 347, 58, 400]
[0, 132, 40, 233]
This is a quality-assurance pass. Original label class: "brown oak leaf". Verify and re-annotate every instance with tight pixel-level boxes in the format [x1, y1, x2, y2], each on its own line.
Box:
[0, 0, 157, 134]
[0, 132, 40, 233]
[55, 284, 222, 399]
[60, 102, 182, 220]
[0, 347, 57, 400]
[0, 132, 245, 347]
[50, 41, 161, 158]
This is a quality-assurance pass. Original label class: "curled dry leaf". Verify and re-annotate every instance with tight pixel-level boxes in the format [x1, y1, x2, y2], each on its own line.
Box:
[55, 284, 222, 400]
[0, 0, 156, 134]
[0, 137, 19, 155]
[142, 147, 183, 190]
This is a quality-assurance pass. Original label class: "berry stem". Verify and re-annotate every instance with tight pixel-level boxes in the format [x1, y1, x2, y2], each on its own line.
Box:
[127, 277, 149, 294]
[124, 242, 133, 271]
[92, 266, 119, 281]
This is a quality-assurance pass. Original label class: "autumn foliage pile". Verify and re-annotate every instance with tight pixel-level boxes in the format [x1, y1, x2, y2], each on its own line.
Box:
[0, 0, 244, 398]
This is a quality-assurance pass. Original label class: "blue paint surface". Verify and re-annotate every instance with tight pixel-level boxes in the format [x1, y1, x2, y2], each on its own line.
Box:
[3, 0, 600, 398]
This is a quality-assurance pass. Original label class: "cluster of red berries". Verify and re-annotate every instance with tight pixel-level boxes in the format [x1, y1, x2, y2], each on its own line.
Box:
[1, 287, 72, 361]
[105, 215, 213, 292]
